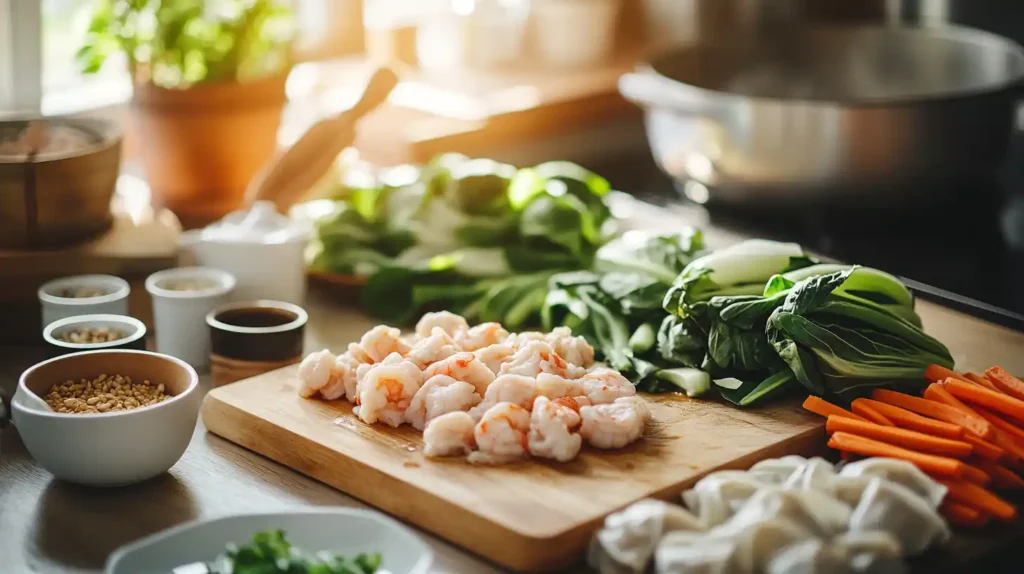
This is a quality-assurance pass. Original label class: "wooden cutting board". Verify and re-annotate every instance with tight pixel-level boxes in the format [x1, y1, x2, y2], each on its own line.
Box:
[202, 369, 825, 571]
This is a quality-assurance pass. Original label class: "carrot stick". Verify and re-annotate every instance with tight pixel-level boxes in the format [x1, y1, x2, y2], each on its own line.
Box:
[973, 407, 1024, 443]
[854, 398, 965, 439]
[926, 364, 971, 384]
[973, 459, 1024, 490]
[940, 501, 988, 527]
[986, 367, 1024, 402]
[849, 401, 895, 426]
[828, 432, 965, 478]
[872, 389, 993, 439]
[961, 433, 1008, 462]
[939, 479, 1018, 521]
[961, 463, 991, 485]
[945, 379, 1024, 422]
[966, 372, 1001, 393]
[825, 416, 972, 458]
[803, 396, 867, 422]
[925, 384, 1012, 462]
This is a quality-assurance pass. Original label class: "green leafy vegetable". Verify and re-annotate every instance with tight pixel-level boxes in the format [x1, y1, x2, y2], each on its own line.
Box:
[303, 156, 617, 330]
[204, 529, 382, 574]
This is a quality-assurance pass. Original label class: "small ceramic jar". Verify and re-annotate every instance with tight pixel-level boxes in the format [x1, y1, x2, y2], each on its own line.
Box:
[146, 267, 236, 372]
[42, 314, 147, 357]
[178, 201, 311, 305]
[207, 300, 308, 387]
[38, 274, 130, 328]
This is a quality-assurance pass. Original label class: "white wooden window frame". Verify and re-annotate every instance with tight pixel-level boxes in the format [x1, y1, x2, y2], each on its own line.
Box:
[0, 0, 43, 115]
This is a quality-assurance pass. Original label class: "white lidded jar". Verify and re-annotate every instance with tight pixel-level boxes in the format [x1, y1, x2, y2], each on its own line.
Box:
[533, 0, 620, 69]
[178, 201, 312, 305]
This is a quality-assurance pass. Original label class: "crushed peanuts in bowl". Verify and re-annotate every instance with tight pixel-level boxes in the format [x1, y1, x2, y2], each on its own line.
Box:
[45, 374, 169, 414]
[54, 327, 126, 344]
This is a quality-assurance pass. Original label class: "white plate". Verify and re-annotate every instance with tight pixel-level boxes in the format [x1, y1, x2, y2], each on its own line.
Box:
[104, 508, 433, 574]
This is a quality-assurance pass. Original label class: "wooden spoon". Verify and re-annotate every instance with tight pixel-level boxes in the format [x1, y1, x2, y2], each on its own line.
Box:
[246, 67, 399, 213]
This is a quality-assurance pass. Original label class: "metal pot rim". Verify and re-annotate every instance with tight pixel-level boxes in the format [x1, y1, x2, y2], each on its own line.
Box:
[644, 24, 1024, 109]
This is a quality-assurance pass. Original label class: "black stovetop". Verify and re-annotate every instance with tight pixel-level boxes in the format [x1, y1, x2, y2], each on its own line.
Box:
[591, 149, 1024, 331]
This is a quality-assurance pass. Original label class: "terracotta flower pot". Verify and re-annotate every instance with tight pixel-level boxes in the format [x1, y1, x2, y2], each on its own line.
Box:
[131, 72, 289, 228]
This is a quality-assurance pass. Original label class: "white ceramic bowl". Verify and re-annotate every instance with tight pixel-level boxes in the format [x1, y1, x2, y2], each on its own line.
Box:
[12, 350, 201, 486]
[105, 508, 434, 574]
[42, 314, 147, 356]
[146, 267, 236, 372]
[38, 274, 130, 327]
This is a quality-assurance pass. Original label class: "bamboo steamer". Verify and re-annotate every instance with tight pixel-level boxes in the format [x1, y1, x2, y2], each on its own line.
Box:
[0, 118, 122, 250]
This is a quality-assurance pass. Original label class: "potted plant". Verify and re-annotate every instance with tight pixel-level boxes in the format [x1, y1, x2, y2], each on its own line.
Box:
[78, 0, 295, 227]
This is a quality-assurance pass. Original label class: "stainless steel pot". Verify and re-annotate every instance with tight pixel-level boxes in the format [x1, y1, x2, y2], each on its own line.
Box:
[620, 25, 1024, 206]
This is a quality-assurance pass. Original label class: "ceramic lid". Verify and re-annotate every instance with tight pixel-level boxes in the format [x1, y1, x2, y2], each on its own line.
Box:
[196, 201, 312, 244]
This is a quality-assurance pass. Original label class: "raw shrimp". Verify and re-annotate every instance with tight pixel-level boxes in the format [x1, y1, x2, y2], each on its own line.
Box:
[357, 325, 412, 363]
[455, 322, 510, 352]
[579, 396, 649, 449]
[406, 327, 459, 370]
[296, 349, 336, 398]
[505, 331, 547, 348]
[470, 402, 531, 463]
[469, 374, 539, 420]
[356, 357, 423, 427]
[545, 326, 596, 368]
[423, 412, 477, 457]
[422, 352, 495, 395]
[405, 374, 482, 430]
[415, 311, 470, 340]
[528, 396, 582, 462]
[473, 343, 516, 375]
[499, 341, 585, 379]
[321, 352, 360, 401]
[579, 368, 636, 405]
[535, 372, 584, 400]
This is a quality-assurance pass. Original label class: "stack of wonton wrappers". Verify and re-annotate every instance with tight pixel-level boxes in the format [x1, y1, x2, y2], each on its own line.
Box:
[590, 456, 950, 574]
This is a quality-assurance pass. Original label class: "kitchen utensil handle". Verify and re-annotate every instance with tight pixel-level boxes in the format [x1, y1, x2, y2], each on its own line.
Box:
[245, 67, 399, 211]
[619, 71, 722, 118]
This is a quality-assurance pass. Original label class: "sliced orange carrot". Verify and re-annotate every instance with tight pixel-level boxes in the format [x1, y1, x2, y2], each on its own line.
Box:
[854, 398, 965, 439]
[926, 364, 971, 384]
[849, 401, 895, 426]
[986, 367, 1024, 402]
[828, 432, 965, 478]
[825, 416, 972, 458]
[872, 389, 993, 439]
[966, 372, 1002, 393]
[961, 433, 1008, 462]
[941, 501, 988, 527]
[945, 379, 1024, 422]
[961, 463, 991, 485]
[939, 479, 1018, 521]
[973, 459, 1024, 489]
[925, 384, 1012, 462]
[973, 407, 1024, 443]
[803, 396, 868, 422]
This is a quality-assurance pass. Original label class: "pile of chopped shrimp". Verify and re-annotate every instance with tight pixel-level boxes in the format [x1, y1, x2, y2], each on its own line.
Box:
[296, 311, 649, 464]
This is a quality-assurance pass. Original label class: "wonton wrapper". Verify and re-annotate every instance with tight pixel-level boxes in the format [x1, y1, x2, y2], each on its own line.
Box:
[720, 487, 852, 539]
[840, 458, 947, 509]
[784, 458, 838, 493]
[848, 478, 950, 555]
[654, 530, 738, 574]
[589, 499, 705, 574]
[833, 530, 907, 574]
[748, 455, 809, 484]
[682, 471, 772, 528]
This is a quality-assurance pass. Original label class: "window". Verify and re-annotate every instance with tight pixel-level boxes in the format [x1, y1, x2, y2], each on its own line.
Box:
[0, 0, 361, 116]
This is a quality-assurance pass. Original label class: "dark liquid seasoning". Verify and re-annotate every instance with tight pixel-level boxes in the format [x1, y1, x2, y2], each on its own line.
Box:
[215, 307, 296, 328]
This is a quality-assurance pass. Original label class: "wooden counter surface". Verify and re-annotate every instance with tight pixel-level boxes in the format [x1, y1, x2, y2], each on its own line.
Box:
[3, 202, 1024, 573]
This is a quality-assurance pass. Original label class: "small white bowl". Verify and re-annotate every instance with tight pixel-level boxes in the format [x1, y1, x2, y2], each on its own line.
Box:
[38, 274, 130, 327]
[43, 314, 147, 356]
[146, 267, 235, 372]
[12, 350, 201, 487]
[105, 508, 434, 574]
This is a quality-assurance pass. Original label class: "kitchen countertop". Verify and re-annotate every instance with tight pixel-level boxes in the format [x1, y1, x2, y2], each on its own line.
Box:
[4, 204, 1024, 573]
